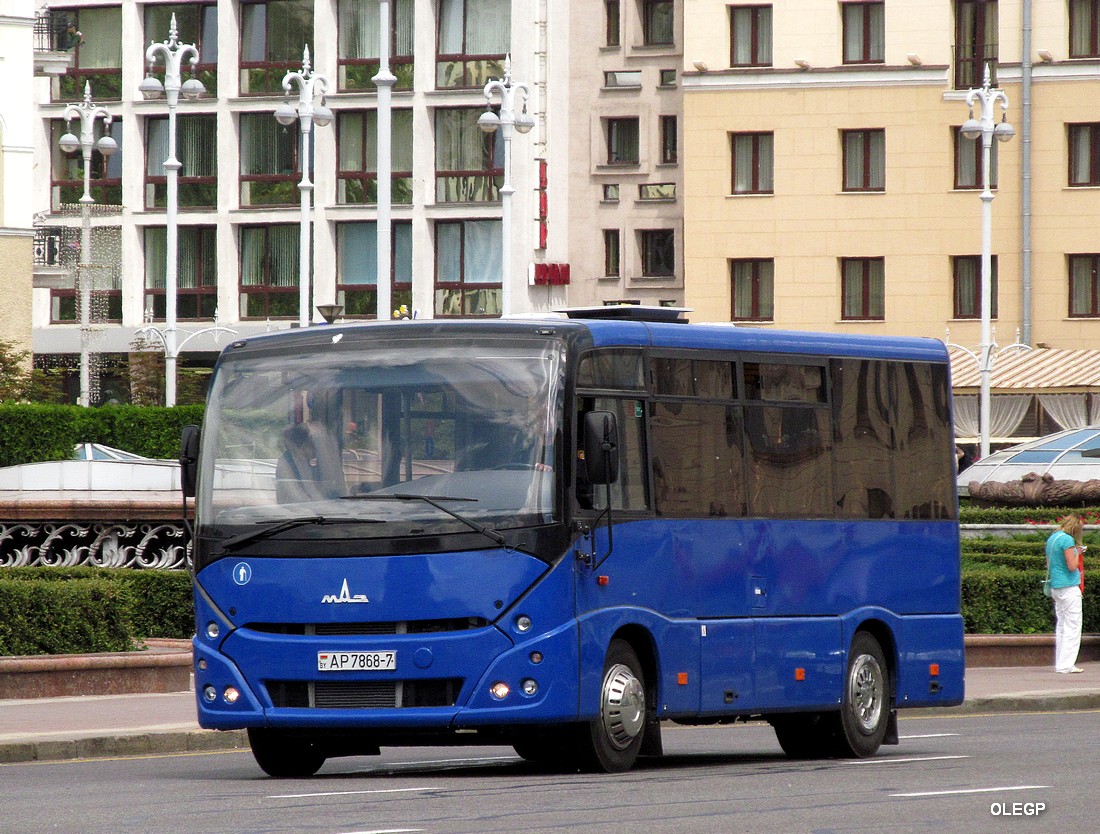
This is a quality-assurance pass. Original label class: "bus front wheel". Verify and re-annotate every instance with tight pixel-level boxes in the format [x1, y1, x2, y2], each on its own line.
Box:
[248, 728, 326, 778]
[580, 639, 647, 772]
[834, 631, 890, 758]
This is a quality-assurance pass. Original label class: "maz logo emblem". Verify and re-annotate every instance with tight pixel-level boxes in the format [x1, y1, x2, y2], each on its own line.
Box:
[321, 578, 369, 604]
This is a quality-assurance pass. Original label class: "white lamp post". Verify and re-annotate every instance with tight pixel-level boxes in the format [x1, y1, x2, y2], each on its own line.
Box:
[139, 13, 207, 407]
[59, 82, 116, 408]
[961, 63, 1015, 460]
[276, 47, 333, 328]
[374, 0, 395, 320]
[478, 56, 534, 317]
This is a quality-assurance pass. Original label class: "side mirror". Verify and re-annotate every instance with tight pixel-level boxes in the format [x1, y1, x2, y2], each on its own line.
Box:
[180, 425, 201, 498]
[583, 411, 619, 485]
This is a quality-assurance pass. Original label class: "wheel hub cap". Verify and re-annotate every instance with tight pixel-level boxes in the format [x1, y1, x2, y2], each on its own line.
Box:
[849, 654, 884, 733]
[600, 663, 645, 750]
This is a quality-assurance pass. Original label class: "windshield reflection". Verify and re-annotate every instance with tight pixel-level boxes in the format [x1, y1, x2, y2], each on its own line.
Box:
[201, 338, 564, 535]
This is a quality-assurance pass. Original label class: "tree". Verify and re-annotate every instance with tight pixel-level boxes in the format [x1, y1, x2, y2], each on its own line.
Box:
[0, 339, 32, 402]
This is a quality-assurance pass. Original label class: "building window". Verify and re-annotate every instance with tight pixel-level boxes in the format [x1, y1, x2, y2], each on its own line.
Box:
[842, 2, 884, 64]
[51, 119, 123, 209]
[604, 230, 621, 277]
[240, 0, 314, 95]
[239, 224, 300, 318]
[1069, 254, 1100, 316]
[435, 220, 502, 317]
[1069, 123, 1100, 186]
[436, 108, 503, 202]
[437, 0, 510, 89]
[145, 4, 218, 96]
[953, 255, 998, 319]
[337, 221, 413, 318]
[660, 115, 678, 163]
[640, 229, 675, 277]
[730, 5, 772, 67]
[603, 184, 621, 202]
[338, 109, 414, 204]
[641, 0, 675, 46]
[606, 0, 621, 46]
[1070, 0, 1100, 58]
[338, 0, 414, 91]
[731, 132, 773, 194]
[605, 70, 642, 87]
[842, 129, 885, 191]
[53, 6, 123, 101]
[239, 112, 299, 206]
[639, 183, 676, 200]
[144, 226, 217, 320]
[145, 114, 217, 209]
[607, 118, 641, 165]
[659, 68, 677, 86]
[841, 257, 885, 320]
[731, 259, 774, 321]
[955, 0, 998, 90]
[955, 127, 999, 189]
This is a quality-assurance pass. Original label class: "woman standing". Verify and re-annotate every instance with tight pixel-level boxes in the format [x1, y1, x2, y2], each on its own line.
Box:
[1045, 514, 1085, 674]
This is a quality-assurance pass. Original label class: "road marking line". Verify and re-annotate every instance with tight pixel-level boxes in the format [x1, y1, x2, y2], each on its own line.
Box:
[892, 785, 1051, 798]
[899, 733, 960, 739]
[843, 755, 969, 765]
[269, 787, 430, 800]
[337, 830, 424, 834]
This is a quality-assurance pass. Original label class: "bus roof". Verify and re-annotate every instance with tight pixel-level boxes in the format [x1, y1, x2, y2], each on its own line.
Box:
[221, 318, 948, 364]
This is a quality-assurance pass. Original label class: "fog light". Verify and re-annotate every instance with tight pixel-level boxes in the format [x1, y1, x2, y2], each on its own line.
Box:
[529, 651, 543, 664]
[203, 685, 217, 702]
[223, 686, 240, 704]
[515, 615, 532, 633]
[205, 621, 220, 639]
[489, 681, 510, 700]
[521, 678, 538, 696]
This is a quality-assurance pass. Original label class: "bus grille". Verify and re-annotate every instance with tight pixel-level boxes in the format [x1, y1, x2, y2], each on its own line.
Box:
[248, 618, 488, 636]
[267, 678, 463, 709]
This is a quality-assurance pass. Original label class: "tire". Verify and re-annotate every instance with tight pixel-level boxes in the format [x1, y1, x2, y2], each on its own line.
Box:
[579, 639, 647, 773]
[771, 713, 836, 759]
[247, 728, 326, 778]
[833, 632, 890, 758]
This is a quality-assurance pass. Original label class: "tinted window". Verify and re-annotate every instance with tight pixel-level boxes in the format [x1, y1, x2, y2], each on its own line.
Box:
[831, 358, 895, 518]
[893, 363, 955, 520]
[651, 402, 745, 517]
[577, 350, 645, 390]
[652, 358, 735, 399]
[744, 362, 826, 402]
[744, 405, 832, 517]
[577, 397, 648, 512]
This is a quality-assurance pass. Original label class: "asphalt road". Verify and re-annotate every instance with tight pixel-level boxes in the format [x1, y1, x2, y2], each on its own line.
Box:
[2, 711, 1095, 834]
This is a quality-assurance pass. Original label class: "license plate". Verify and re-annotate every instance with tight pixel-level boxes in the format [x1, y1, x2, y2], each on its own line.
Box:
[317, 651, 396, 671]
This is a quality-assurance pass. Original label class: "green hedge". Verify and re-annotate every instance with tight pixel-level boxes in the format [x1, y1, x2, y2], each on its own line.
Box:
[0, 404, 204, 467]
[959, 505, 1100, 525]
[0, 568, 193, 655]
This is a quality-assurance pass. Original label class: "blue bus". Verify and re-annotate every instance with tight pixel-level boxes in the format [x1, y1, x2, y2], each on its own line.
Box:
[180, 308, 963, 777]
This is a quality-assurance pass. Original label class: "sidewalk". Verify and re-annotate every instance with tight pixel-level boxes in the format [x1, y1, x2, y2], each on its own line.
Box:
[1, 661, 1097, 765]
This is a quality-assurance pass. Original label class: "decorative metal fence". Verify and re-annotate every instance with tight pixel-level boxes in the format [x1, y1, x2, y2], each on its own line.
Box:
[0, 520, 189, 570]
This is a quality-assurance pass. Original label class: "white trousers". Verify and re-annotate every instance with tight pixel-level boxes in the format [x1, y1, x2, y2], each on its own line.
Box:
[1052, 585, 1083, 673]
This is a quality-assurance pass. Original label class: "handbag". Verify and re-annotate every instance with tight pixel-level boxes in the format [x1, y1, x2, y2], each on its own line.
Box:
[1041, 578, 1052, 598]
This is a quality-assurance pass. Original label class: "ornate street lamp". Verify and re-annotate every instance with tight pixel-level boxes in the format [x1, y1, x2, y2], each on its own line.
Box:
[59, 82, 115, 407]
[478, 56, 534, 317]
[276, 47, 333, 328]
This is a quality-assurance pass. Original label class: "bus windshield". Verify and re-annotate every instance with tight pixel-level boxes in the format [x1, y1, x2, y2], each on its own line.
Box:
[200, 337, 564, 536]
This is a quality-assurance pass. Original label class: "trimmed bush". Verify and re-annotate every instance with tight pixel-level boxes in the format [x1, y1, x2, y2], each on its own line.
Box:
[0, 403, 205, 467]
[0, 568, 193, 654]
[0, 578, 132, 655]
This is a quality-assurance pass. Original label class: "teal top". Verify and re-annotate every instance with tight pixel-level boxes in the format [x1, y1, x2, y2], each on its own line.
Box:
[1045, 530, 1083, 589]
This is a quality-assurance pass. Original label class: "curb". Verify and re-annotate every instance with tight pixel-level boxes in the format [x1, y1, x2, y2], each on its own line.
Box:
[0, 729, 247, 765]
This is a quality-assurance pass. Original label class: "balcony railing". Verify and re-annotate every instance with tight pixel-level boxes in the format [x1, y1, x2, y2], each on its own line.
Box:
[34, 10, 81, 53]
[954, 47, 999, 90]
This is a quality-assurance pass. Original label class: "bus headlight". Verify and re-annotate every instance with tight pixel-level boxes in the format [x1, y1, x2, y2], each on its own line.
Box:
[205, 621, 220, 639]
[203, 685, 217, 702]
[489, 681, 510, 700]
[521, 678, 538, 696]
[514, 615, 532, 633]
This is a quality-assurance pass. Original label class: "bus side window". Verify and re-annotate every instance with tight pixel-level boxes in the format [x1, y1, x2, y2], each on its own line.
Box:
[576, 397, 648, 512]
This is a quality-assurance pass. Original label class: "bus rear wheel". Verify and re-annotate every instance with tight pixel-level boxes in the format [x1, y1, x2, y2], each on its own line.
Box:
[833, 631, 890, 758]
[580, 639, 647, 773]
[247, 728, 326, 778]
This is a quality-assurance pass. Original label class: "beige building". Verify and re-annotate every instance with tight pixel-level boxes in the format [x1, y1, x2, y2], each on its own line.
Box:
[681, 0, 1100, 362]
[0, 0, 36, 356]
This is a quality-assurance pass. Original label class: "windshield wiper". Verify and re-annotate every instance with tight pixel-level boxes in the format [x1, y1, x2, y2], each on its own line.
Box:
[219, 515, 382, 552]
[342, 493, 506, 546]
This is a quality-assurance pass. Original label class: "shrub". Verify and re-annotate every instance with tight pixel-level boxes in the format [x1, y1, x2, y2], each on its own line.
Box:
[0, 568, 193, 654]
